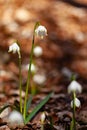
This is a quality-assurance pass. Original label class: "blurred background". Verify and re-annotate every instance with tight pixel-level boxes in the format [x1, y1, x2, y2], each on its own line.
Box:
[0, 0, 87, 94]
[0, 1, 87, 129]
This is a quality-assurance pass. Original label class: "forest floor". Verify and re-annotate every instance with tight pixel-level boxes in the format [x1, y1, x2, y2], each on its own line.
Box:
[0, 0, 87, 130]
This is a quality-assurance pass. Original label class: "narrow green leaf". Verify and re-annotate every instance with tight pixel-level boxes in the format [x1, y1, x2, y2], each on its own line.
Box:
[25, 92, 53, 124]
[26, 95, 33, 113]
[0, 104, 11, 114]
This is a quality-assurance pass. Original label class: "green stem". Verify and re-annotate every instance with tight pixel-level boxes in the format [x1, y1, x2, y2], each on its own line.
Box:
[72, 91, 76, 130]
[23, 37, 34, 120]
[31, 83, 36, 95]
[70, 120, 73, 130]
[23, 22, 40, 120]
[41, 124, 44, 130]
[71, 74, 76, 81]
[19, 52, 22, 113]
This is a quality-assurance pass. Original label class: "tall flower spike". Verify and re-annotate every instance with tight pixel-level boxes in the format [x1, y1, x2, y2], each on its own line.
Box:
[35, 25, 47, 39]
[71, 98, 81, 108]
[68, 80, 82, 94]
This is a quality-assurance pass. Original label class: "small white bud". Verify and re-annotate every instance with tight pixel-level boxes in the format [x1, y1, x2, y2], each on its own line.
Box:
[30, 64, 37, 73]
[33, 74, 46, 85]
[8, 43, 20, 54]
[71, 98, 81, 108]
[8, 110, 24, 127]
[41, 112, 45, 124]
[68, 80, 82, 94]
[22, 63, 37, 73]
[34, 46, 43, 57]
[35, 25, 47, 39]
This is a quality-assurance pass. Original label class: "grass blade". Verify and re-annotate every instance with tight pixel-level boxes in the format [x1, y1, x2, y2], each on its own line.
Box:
[25, 92, 53, 124]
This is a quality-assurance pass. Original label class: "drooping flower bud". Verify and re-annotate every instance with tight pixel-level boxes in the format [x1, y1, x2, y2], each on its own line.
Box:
[71, 98, 81, 108]
[68, 80, 82, 94]
[35, 25, 47, 39]
[8, 43, 20, 54]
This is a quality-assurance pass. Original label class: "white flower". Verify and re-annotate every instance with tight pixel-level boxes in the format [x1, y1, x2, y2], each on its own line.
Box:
[22, 63, 37, 73]
[30, 64, 37, 73]
[35, 25, 47, 39]
[68, 80, 82, 94]
[71, 98, 81, 108]
[33, 74, 46, 85]
[41, 112, 45, 124]
[8, 110, 24, 127]
[8, 43, 20, 54]
[34, 46, 43, 57]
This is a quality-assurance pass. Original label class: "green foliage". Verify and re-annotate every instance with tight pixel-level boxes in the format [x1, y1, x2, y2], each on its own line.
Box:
[26, 95, 33, 113]
[25, 92, 52, 124]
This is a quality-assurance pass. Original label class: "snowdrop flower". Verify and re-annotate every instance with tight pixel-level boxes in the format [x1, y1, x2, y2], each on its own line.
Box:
[71, 98, 81, 108]
[8, 110, 24, 127]
[8, 42, 21, 58]
[68, 80, 82, 94]
[41, 112, 45, 124]
[8, 42, 20, 54]
[34, 46, 43, 57]
[33, 74, 46, 85]
[35, 25, 47, 39]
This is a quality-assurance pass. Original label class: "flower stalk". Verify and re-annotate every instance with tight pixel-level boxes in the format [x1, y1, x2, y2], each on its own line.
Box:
[19, 52, 22, 113]
[8, 22, 47, 121]
[8, 42, 23, 113]
[72, 91, 76, 130]
[8, 23, 48, 124]
[70, 91, 76, 130]
[23, 22, 40, 120]
[68, 77, 82, 130]
[31, 82, 37, 95]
